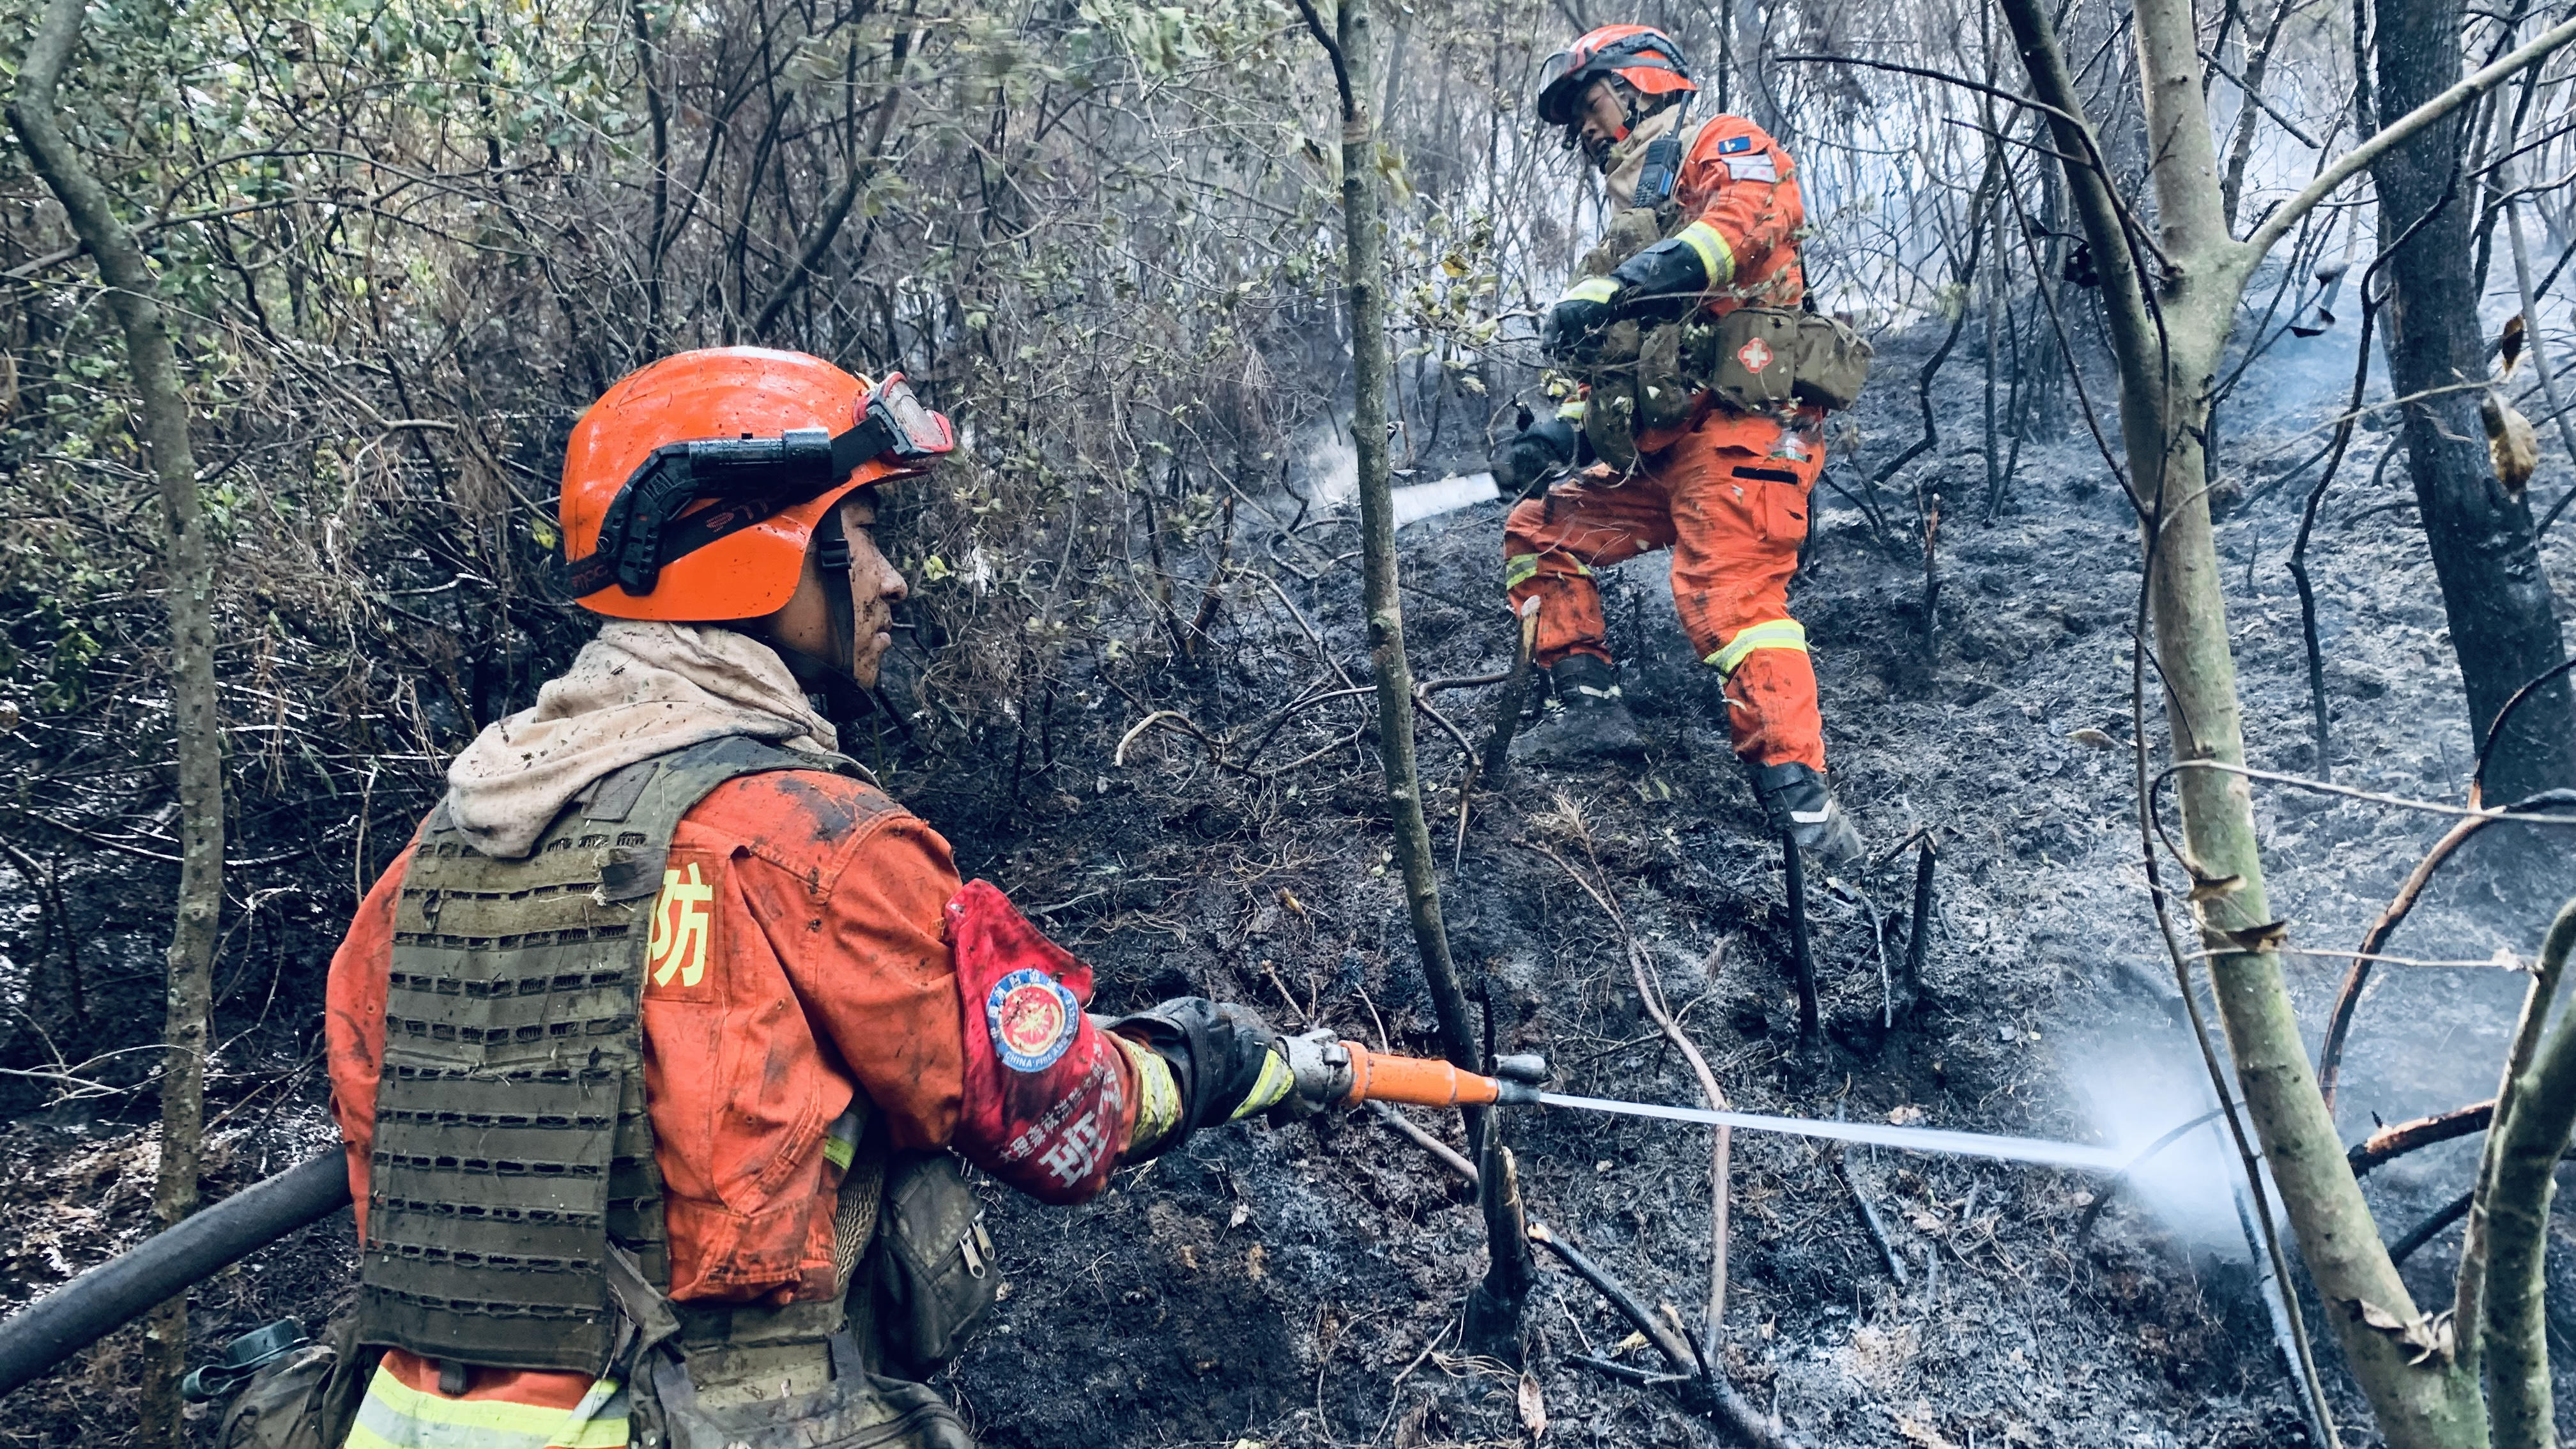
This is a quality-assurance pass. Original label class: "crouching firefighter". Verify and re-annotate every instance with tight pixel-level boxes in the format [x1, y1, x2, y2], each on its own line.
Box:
[321, 348, 1322, 1449]
[1492, 25, 1871, 865]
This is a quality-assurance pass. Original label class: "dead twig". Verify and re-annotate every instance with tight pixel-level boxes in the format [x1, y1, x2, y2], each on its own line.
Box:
[1420, 670, 1512, 693]
[1784, 833, 1820, 1043]
[2349, 1100, 2493, 1179]
[1114, 710, 1199, 767]
[1846, 883, 1893, 1029]
[1369, 1101, 1479, 1187]
[2074, 1107, 2226, 1245]
[1528, 1222, 1794, 1449]
[1479, 597, 1542, 781]
[1830, 1140, 1909, 1286]
[1904, 841, 1936, 1010]
[1531, 834, 1733, 1342]
[2389, 1190, 2474, 1267]
[2391, 1149, 2576, 1267]
[2317, 788, 2576, 1107]
[1566, 1354, 1692, 1386]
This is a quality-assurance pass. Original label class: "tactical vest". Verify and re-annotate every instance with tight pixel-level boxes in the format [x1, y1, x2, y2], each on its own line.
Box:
[358, 733, 859, 1375]
[1574, 125, 1871, 471]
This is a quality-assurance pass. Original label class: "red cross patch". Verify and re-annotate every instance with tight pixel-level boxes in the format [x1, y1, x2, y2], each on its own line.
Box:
[1736, 337, 1775, 373]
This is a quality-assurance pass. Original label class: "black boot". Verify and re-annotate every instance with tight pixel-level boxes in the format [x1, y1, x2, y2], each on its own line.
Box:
[1511, 654, 1644, 765]
[1751, 761, 1865, 868]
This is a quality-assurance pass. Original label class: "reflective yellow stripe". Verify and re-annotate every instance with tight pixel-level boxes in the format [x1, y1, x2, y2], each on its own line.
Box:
[1677, 219, 1738, 288]
[1555, 398, 1586, 422]
[1703, 618, 1807, 675]
[1560, 275, 1620, 305]
[349, 1366, 629, 1449]
[1504, 553, 1591, 589]
[1111, 1032, 1183, 1152]
[1230, 1048, 1296, 1119]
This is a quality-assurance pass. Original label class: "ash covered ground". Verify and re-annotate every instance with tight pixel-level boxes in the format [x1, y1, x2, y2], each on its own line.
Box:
[924, 323, 2576, 1448]
[3, 322, 2572, 1448]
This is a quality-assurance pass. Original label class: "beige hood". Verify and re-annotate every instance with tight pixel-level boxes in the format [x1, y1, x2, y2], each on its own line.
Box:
[443, 621, 838, 858]
[1602, 104, 1699, 210]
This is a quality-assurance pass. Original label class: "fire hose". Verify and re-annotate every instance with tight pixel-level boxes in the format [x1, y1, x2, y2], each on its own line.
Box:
[0, 1151, 351, 1399]
[0, 1042, 2120, 1399]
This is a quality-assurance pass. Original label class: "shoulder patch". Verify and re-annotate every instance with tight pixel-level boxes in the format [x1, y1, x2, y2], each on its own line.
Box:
[986, 967, 1080, 1073]
[1724, 154, 1781, 183]
[645, 850, 723, 1000]
[1719, 134, 1754, 154]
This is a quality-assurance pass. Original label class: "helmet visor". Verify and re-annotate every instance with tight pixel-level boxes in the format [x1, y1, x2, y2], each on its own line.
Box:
[1535, 50, 1584, 127]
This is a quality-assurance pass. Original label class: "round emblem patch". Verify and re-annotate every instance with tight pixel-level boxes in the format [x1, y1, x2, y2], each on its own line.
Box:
[1736, 337, 1775, 373]
[986, 969, 1080, 1073]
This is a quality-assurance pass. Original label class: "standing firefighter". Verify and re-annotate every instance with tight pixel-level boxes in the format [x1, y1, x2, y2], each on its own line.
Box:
[1494, 26, 1869, 864]
[323, 349, 1311, 1449]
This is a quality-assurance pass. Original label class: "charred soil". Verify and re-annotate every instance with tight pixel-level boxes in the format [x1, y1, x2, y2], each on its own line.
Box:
[3, 325, 2572, 1448]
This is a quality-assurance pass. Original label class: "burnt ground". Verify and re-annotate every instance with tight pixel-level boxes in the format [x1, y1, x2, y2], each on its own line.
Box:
[3, 319, 2573, 1448]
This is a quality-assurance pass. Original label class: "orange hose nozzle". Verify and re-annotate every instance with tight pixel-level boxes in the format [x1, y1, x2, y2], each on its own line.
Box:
[1340, 1041, 1504, 1108]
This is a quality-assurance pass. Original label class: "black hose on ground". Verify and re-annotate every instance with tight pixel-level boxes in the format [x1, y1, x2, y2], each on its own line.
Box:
[0, 1151, 351, 1399]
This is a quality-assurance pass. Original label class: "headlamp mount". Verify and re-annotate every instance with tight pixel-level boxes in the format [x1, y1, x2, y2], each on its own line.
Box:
[567, 374, 953, 599]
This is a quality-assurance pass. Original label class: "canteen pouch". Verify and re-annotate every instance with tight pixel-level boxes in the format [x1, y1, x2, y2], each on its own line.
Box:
[871, 1153, 1000, 1377]
[214, 1317, 376, 1449]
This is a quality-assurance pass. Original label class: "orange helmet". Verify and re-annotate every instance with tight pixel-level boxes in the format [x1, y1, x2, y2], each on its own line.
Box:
[560, 348, 953, 621]
[1535, 24, 1696, 130]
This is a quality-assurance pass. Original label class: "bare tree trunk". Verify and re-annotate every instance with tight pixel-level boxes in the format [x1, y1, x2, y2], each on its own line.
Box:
[2505, 174, 2576, 491]
[1993, 0, 2576, 1439]
[1294, 0, 1530, 1358]
[2372, 0, 2576, 808]
[2218, 0, 2299, 233]
[2472, 898, 2576, 1449]
[8, 0, 225, 1440]
[628, 0, 671, 352]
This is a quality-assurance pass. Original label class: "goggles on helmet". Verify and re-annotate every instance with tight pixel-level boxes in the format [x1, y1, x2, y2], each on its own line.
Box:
[568, 373, 954, 598]
[1535, 29, 1694, 132]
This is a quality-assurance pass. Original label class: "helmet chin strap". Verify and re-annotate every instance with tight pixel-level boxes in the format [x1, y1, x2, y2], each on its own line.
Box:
[765, 509, 879, 733]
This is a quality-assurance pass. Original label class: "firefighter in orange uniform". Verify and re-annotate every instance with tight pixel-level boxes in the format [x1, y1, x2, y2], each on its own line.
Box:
[325, 349, 1309, 1449]
[1494, 25, 1862, 865]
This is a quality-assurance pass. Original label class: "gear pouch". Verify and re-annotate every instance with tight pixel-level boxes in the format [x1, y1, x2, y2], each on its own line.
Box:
[1711, 308, 1802, 412]
[1632, 322, 1700, 437]
[1791, 312, 1873, 411]
[872, 1152, 999, 1377]
[649, 1333, 976, 1449]
[213, 1317, 376, 1449]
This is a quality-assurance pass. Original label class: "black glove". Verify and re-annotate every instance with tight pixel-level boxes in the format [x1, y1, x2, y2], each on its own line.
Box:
[1494, 410, 1579, 499]
[1105, 998, 1287, 1138]
[1542, 276, 1622, 364]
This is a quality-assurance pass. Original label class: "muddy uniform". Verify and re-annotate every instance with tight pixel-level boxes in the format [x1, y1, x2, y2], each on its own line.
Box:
[1505, 109, 1828, 772]
[326, 763, 1175, 1448]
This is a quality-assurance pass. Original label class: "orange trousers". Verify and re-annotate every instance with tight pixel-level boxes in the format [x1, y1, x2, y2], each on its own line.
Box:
[1502, 410, 1828, 770]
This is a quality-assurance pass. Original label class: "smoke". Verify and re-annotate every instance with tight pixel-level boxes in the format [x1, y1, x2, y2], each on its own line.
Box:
[2221, 302, 2386, 438]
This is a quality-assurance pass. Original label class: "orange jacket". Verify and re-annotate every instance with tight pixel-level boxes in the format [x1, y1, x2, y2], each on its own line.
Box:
[325, 769, 1143, 1305]
[1667, 113, 1807, 313]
